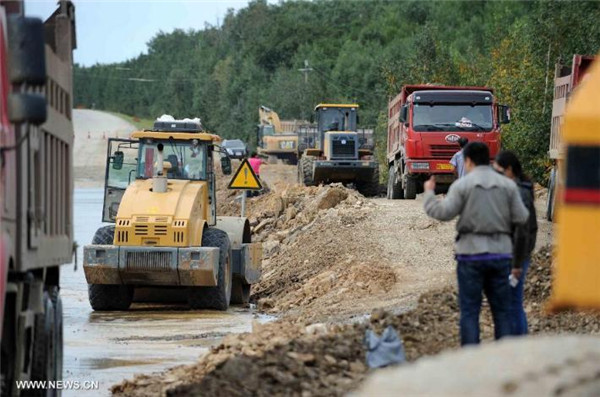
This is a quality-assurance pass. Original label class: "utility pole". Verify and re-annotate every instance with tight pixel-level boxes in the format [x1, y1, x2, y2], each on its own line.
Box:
[298, 59, 313, 84]
[298, 59, 314, 121]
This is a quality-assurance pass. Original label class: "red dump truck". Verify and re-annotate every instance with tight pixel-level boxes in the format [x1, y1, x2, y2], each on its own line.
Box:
[546, 55, 596, 221]
[387, 85, 510, 199]
[1, 2, 76, 394]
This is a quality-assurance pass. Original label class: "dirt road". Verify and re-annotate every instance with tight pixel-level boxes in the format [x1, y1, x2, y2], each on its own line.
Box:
[249, 164, 553, 323]
[73, 109, 137, 187]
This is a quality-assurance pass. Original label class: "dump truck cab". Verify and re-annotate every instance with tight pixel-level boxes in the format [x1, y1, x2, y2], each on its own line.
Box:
[83, 117, 261, 311]
[298, 104, 379, 196]
[387, 86, 509, 199]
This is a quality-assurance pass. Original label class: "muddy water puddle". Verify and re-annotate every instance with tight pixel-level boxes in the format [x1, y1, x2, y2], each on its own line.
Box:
[62, 189, 271, 396]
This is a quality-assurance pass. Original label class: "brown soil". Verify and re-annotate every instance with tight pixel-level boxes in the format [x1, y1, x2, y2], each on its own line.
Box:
[112, 246, 600, 397]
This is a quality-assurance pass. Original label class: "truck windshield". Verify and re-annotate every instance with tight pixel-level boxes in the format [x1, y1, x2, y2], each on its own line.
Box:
[318, 108, 357, 132]
[137, 140, 207, 181]
[413, 104, 493, 132]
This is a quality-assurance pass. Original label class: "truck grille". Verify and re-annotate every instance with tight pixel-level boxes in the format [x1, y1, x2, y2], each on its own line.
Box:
[430, 145, 459, 158]
[126, 251, 172, 272]
[331, 139, 356, 158]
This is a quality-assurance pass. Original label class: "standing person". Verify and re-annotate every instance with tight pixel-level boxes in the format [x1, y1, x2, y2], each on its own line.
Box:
[450, 137, 469, 178]
[423, 142, 529, 345]
[493, 150, 538, 336]
[247, 151, 264, 197]
[248, 151, 263, 177]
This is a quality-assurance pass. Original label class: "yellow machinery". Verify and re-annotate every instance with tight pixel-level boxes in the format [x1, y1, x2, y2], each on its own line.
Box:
[549, 57, 600, 311]
[83, 117, 261, 311]
[297, 104, 379, 197]
[257, 106, 303, 164]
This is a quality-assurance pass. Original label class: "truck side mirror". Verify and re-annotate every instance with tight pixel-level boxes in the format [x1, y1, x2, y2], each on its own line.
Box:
[112, 151, 124, 170]
[8, 16, 46, 85]
[499, 105, 511, 124]
[8, 93, 47, 125]
[399, 105, 408, 124]
[221, 155, 232, 175]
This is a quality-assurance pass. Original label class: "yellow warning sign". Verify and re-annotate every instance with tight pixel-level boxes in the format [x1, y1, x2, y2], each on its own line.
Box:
[228, 159, 262, 190]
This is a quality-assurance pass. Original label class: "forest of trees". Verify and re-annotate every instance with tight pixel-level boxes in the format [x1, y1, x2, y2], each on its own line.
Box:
[74, 0, 600, 181]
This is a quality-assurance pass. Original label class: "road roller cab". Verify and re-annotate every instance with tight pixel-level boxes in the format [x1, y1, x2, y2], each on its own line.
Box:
[83, 116, 262, 311]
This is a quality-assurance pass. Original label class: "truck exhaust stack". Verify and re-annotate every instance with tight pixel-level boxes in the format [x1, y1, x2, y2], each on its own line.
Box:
[153, 143, 168, 193]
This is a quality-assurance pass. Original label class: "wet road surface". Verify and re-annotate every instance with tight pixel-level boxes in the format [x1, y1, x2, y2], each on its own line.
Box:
[61, 189, 266, 395]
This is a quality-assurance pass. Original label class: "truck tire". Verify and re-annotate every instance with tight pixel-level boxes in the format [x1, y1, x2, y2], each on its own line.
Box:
[546, 167, 556, 222]
[300, 156, 315, 186]
[387, 165, 403, 200]
[88, 225, 134, 311]
[49, 287, 63, 387]
[88, 284, 134, 311]
[31, 292, 57, 397]
[231, 278, 251, 305]
[358, 166, 380, 197]
[188, 228, 232, 311]
[404, 176, 417, 200]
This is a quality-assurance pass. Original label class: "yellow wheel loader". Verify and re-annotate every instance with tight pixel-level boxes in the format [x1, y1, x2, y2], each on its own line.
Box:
[83, 117, 261, 311]
[297, 104, 379, 196]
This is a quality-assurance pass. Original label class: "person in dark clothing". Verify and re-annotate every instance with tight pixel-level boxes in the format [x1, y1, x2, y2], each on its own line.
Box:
[493, 150, 538, 336]
[424, 142, 529, 345]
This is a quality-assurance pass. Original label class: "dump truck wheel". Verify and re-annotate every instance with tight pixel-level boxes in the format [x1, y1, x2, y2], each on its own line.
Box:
[88, 284, 134, 311]
[387, 165, 403, 200]
[231, 278, 251, 305]
[49, 287, 63, 385]
[188, 228, 232, 311]
[358, 166, 380, 197]
[300, 156, 315, 186]
[31, 293, 56, 396]
[404, 176, 417, 200]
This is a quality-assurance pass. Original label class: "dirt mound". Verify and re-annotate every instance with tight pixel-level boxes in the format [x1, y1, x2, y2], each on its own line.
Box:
[169, 322, 366, 397]
[112, 246, 600, 397]
[246, 184, 397, 321]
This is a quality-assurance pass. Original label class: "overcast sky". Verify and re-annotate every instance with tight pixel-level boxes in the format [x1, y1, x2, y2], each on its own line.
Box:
[25, 0, 258, 66]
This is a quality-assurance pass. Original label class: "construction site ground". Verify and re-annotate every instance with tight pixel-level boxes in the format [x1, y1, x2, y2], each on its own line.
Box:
[70, 111, 598, 396]
[109, 162, 600, 397]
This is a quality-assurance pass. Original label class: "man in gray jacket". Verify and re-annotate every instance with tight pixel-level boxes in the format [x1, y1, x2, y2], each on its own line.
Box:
[423, 142, 529, 345]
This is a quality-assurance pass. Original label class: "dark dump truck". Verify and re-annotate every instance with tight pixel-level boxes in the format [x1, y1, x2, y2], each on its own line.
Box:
[0, 2, 76, 395]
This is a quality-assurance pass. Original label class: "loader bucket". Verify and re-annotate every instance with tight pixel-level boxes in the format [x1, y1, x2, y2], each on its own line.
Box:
[549, 56, 600, 312]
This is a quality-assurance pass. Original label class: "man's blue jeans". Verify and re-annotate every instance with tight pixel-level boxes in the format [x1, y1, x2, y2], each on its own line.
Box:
[510, 258, 530, 335]
[457, 259, 512, 345]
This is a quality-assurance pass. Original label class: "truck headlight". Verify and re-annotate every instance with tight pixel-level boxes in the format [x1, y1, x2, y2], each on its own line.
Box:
[411, 162, 430, 170]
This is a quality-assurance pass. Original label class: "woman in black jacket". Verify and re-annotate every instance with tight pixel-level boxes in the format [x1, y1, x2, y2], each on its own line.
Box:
[494, 150, 538, 335]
